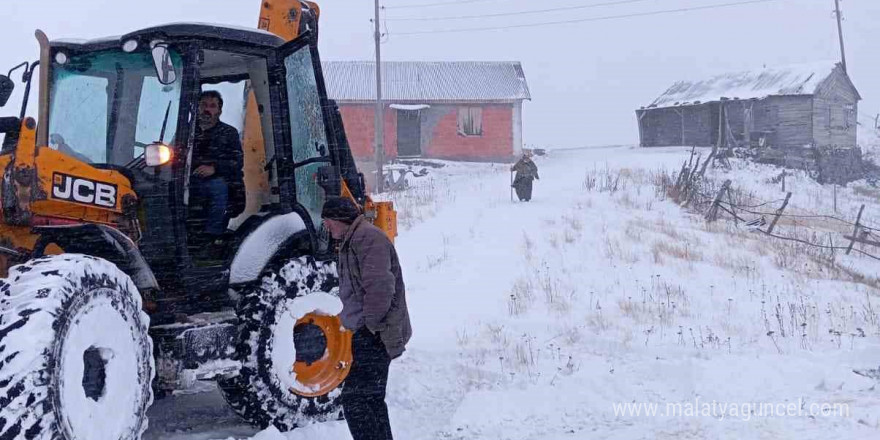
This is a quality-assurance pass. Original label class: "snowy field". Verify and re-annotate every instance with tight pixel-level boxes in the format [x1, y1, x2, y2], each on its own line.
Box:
[859, 116, 880, 162]
[147, 146, 880, 440]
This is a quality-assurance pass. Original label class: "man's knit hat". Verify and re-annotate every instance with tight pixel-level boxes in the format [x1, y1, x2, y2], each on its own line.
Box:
[321, 197, 361, 224]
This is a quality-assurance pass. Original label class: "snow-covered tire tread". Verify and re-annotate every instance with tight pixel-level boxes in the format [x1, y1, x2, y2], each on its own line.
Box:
[0, 254, 153, 440]
[219, 256, 343, 431]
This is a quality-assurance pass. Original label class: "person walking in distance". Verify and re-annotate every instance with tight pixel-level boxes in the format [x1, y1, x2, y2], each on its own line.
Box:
[321, 197, 412, 440]
[511, 150, 539, 202]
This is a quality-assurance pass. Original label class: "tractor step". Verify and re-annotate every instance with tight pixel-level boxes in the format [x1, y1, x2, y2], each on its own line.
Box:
[151, 311, 241, 394]
[178, 359, 242, 390]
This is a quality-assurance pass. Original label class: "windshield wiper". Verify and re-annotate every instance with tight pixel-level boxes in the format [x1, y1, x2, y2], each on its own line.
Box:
[158, 100, 172, 143]
[126, 100, 173, 170]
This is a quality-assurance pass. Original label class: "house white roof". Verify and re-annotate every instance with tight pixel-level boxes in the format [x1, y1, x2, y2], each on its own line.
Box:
[321, 61, 531, 103]
[649, 62, 846, 108]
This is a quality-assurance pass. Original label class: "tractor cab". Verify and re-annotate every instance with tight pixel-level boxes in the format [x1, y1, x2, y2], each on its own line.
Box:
[0, 24, 366, 313]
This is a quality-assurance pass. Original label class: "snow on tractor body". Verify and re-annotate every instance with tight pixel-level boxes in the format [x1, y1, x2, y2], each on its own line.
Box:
[0, 3, 396, 438]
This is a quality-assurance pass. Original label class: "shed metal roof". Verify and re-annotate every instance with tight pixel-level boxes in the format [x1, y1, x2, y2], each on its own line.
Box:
[648, 62, 854, 109]
[321, 61, 531, 103]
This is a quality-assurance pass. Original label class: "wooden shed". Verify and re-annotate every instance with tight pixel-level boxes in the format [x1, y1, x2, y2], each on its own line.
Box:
[637, 62, 860, 152]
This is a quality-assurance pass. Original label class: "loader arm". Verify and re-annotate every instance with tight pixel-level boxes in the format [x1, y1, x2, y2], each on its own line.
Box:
[257, 0, 320, 41]
[246, 0, 397, 241]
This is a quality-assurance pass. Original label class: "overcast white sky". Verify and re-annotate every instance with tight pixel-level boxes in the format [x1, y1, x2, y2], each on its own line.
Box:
[1, 0, 877, 148]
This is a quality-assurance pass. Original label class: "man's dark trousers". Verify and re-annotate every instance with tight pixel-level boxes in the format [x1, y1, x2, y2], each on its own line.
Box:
[190, 176, 228, 236]
[341, 328, 393, 440]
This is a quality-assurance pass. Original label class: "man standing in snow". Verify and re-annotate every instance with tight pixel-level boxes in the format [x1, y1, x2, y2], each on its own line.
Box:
[321, 197, 411, 440]
[511, 150, 540, 202]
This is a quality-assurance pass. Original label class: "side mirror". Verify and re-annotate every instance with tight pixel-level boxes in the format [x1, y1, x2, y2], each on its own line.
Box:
[316, 165, 342, 196]
[0, 75, 14, 107]
[151, 45, 177, 85]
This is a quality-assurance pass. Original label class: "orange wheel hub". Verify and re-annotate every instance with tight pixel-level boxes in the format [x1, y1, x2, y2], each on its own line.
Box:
[290, 313, 352, 397]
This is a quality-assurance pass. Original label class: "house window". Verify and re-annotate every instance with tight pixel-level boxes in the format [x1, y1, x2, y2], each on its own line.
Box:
[844, 103, 855, 129]
[830, 105, 847, 129]
[457, 107, 483, 136]
[832, 107, 841, 128]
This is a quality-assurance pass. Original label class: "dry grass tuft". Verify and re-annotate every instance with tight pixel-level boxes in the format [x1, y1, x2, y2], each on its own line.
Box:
[651, 240, 704, 262]
[853, 185, 880, 199]
[586, 310, 611, 333]
[507, 277, 535, 316]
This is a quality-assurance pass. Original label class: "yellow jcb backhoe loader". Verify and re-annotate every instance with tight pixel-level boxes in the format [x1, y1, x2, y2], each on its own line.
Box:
[0, 1, 395, 438]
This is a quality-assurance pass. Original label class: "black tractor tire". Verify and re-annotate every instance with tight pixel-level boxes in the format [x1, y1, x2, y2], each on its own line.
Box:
[0, 254, 153, 440]
[219, 256, 347, 431]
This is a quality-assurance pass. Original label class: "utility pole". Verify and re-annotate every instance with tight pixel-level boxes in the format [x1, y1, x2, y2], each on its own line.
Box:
[834, 0, 847, 73]
[373, 0, 385, 193]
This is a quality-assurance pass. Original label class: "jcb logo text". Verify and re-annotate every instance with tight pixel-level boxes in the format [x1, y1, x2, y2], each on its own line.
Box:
[52, 173, 117, 208]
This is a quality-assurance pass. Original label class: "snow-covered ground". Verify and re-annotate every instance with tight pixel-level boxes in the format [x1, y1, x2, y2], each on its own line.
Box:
[148, 146, 880, 440]
[859, 116, 880, 161]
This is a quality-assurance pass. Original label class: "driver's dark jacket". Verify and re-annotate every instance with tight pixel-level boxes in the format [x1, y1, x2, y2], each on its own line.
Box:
[193, 121, 245, 215]
[193, 121, 244, 183]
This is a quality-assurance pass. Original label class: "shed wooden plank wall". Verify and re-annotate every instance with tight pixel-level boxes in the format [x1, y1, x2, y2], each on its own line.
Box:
[682, 104, 714, 146]
[813, 68, 858, 148]
[637, 104, 714, 147]
[638, 107, 682, 147]
[754, 96, 814, 148]
[717, 100, 753, 146]
[638, 68, 859, 151]
[640, 97, 813, 149]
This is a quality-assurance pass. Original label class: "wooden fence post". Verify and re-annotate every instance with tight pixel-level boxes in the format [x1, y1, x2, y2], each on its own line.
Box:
[674, 160, 687, 191]
[706, 180, 732, 222]
[845, 204, 865, 255]
[833, 185, 838, 213]
[726, 186, 738, 225]
[766, 192, 792, 234]
[844, 234, 880, 249]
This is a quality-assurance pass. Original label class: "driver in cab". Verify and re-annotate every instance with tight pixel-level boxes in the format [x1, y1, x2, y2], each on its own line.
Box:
[191, 90, 244, 249]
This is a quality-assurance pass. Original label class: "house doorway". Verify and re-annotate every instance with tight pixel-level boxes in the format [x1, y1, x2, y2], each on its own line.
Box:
[396, 110, 421, 157]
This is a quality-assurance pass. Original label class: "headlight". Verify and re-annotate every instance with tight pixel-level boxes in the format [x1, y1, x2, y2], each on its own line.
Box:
[145, 143, 173, 166]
